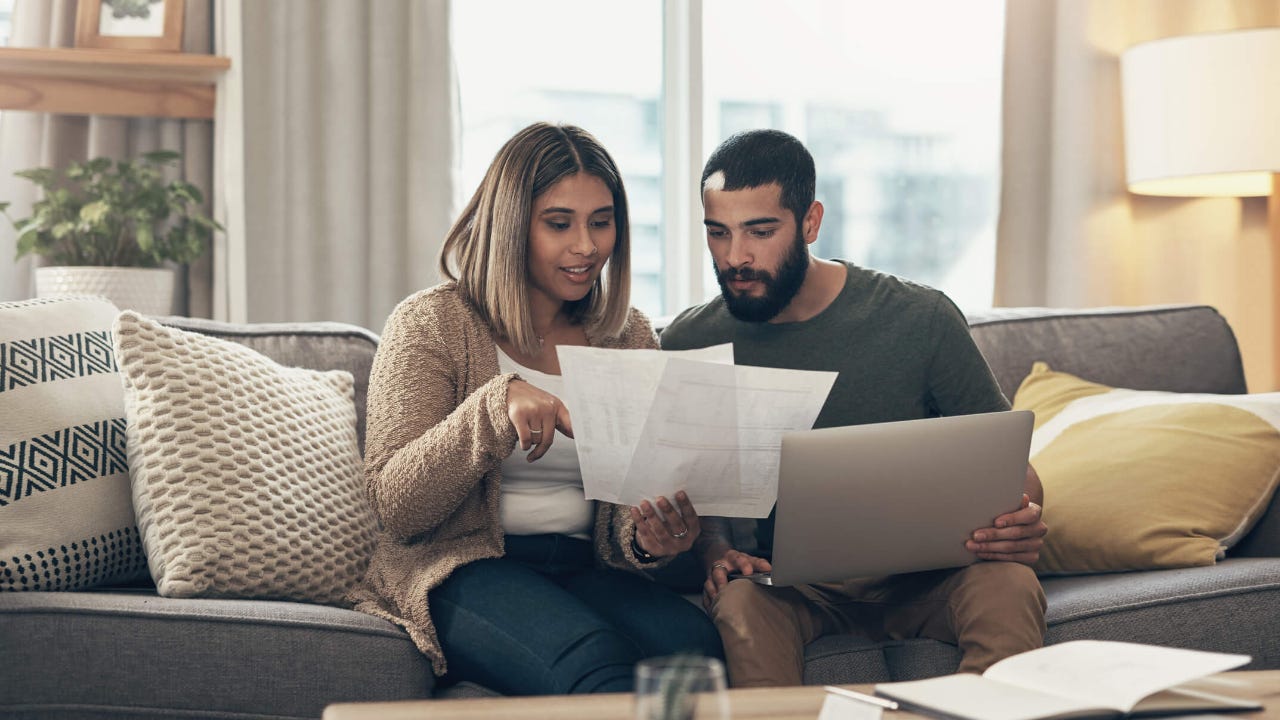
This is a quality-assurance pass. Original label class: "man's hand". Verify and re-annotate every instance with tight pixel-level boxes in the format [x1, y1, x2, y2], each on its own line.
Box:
[702, 549, 771, 611]
[965, 493, 1047, 565]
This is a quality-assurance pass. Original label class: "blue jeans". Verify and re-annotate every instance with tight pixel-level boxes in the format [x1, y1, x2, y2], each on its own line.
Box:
[429, 534, 724, 696]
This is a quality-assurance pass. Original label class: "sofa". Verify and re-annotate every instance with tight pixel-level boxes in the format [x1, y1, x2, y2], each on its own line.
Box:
[2, 304, 1277, 719]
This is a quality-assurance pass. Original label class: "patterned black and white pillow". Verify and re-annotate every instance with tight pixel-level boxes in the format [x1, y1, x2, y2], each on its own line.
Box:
[0, 296, 147, 591]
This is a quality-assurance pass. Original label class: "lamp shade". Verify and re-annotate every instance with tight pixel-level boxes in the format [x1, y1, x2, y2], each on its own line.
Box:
[1121, 28, 1280, 197]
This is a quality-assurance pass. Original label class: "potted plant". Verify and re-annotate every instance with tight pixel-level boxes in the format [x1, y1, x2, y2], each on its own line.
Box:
[2, 150, 222, 315]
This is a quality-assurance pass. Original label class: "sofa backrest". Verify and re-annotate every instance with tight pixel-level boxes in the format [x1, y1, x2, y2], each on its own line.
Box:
[965, 305, 1248, 400]
[162, 305, 1275, 559]
[159, 316, 380, 454]
[965, 304, 1277, 558]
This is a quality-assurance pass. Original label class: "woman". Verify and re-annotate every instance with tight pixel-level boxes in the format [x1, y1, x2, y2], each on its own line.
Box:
[349, 122, 723, 696]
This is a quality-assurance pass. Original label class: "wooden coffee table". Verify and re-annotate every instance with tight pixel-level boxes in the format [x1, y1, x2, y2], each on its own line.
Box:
[324, 670, 1280, 720]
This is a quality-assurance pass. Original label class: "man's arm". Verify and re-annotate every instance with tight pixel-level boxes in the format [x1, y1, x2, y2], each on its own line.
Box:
[1024, 462, 1043, 506]
[965, 463, 1047, 565]
[921, 295, 1046, 565]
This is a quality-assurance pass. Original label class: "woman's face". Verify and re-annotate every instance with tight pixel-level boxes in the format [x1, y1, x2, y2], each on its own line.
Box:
[526, 172, 617, 307]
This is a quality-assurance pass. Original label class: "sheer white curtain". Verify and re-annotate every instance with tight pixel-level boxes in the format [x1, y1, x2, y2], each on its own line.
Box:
[0, 0, 215, 315]
[237, 0, 457, 331]
[996, 0, 1280, 390]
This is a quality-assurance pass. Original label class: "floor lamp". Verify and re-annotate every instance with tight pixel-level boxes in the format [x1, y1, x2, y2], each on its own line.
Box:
[1121, 27, 1280, 389]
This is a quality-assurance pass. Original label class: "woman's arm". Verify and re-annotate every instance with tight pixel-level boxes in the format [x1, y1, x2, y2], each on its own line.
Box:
[364, 301, 518, 540]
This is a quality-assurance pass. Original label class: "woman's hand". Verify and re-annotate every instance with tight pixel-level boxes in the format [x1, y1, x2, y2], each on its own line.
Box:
[506, 379, 573, 462]
[630, 491, 701, 559]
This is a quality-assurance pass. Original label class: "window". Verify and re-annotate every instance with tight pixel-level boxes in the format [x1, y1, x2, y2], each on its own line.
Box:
[0, 0, 13, 47]
[452, 1, 666, 313]
[453, 1, 1005, 317]
[704, 0, 1003, 311]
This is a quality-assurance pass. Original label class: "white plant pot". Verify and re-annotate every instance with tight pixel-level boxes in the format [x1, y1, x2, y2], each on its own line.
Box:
[35, 266, 177, 316]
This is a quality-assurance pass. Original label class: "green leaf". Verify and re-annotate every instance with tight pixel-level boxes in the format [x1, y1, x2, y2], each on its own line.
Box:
[135, 222, 154, 255]
[51, 221, 76, 240]
[14, 231, 38, 259]
[79, 200, 110, 225]
[142, 149, 181, 165]
[86, 157, 113, 174]
[169, 182, 198, 205]
[189, 214, 221, 231]
[14, 167, 58, 190]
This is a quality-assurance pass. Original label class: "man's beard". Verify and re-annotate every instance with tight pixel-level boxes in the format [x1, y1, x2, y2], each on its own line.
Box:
[715, 232, 809, 323]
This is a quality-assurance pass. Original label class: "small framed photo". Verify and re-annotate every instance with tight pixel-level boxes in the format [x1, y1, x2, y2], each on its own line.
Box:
[75, 0, 185, 52]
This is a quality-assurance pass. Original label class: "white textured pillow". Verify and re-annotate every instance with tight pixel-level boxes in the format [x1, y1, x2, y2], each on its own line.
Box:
[1, 296, 147, 591]
[112, 311, 378, 605]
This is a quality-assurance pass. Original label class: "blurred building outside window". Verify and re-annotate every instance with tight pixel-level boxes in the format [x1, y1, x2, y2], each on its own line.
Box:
[454, 0, 1004, 318]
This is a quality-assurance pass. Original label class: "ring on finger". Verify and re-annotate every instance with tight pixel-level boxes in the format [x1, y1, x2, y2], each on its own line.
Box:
[712, 562, 729, 572]
[671, 525, 689, 539]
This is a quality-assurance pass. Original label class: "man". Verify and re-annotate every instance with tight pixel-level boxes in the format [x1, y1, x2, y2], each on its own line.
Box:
[661, 129, 1048, 688]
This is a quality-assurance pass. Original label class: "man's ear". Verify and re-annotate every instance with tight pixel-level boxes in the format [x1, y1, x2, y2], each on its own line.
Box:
[802, 201, 824, 246]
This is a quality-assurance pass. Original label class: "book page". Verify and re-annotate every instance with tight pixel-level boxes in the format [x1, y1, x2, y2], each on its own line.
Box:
[875, 674, 1107, 720]
[1128, 686, 1262, 716]
[982, 641, 1251, 713]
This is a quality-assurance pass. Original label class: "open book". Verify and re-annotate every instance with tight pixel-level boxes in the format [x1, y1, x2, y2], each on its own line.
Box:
[874, 641, 1260, 720]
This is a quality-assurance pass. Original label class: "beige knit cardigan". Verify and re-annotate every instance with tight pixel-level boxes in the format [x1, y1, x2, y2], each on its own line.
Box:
[348, 282, 667, 675]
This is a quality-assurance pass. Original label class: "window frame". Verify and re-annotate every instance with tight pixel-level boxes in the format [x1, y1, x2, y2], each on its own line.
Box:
[661, 0, 707, 319]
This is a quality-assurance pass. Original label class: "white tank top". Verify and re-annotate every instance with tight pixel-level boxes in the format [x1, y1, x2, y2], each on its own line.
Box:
[496, 346, 596, 539]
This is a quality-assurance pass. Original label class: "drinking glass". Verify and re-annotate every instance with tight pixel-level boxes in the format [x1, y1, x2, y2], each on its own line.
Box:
[634, 655, 730, 720]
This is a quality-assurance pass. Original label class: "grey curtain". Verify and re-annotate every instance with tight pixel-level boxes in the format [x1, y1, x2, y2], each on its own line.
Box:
[238, 0, 458, 331]
[996, 0, 1280, 391]
[0, 0, 215, 316]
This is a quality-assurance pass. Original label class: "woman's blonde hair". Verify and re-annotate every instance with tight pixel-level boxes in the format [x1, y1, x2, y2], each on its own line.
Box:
[439, 122, 632, 356]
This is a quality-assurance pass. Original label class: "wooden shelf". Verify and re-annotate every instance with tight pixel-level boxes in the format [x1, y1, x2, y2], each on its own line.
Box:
[0, 47, 230, 120]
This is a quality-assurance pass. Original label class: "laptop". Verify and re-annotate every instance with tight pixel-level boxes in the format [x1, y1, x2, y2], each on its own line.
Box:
[737, 410, 1033, 586]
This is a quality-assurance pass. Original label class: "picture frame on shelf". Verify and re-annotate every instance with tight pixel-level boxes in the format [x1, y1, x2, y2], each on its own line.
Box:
[75, 0, 185, 53]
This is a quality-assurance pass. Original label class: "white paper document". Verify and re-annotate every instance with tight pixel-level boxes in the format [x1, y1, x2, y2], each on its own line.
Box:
[817, 693, 883, 720]
[558, 344, 836, 517]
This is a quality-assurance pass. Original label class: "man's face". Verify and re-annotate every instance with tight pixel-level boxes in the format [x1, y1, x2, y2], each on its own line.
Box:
[703, 182, 809, 323]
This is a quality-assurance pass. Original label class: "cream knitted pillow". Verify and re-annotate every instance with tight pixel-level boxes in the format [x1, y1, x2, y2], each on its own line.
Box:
[112, 311, 377, 605]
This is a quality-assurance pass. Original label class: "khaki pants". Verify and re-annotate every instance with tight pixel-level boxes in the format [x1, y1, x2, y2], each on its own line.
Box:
[709, 562, 1047, 687]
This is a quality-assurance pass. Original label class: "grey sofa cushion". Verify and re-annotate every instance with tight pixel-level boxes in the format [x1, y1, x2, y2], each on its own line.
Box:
[803, 558, 1280, 683]
[1041, 557, 1280, 657]
[157, 316, 380, 453]
[0, 588, 432, 719]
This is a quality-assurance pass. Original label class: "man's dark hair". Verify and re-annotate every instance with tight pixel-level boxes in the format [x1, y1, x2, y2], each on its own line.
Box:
[701, 129, 816, 225]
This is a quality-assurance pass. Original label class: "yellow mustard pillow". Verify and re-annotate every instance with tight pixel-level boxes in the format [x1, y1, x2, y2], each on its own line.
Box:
[1014, 362, 1280, 574]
